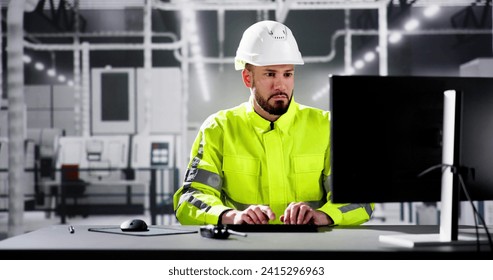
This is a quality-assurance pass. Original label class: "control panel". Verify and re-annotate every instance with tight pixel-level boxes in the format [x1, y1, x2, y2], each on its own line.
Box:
[150, 142, 169, 167]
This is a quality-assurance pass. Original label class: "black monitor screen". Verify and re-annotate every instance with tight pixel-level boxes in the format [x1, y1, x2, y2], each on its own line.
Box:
[329, 75, 493, 203]
[459, 78, 493, 200]
[101, 72, 129, 121]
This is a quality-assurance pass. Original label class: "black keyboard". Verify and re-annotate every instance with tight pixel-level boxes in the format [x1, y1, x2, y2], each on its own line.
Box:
[226, 224, 330, 233]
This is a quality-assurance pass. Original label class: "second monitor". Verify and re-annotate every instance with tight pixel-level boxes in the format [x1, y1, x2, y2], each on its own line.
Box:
[329, 75, 493, 204]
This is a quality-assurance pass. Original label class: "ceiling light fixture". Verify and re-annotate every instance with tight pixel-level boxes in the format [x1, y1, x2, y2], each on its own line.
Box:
[22, 55, 32, 64]
[47, 68, 56, 77]
[34, 62, 45, 71]
[389, 32, 403, 44]
[364, 51, 376, 62]
[312, 4, 441, 100]
[404, 18, 420, 31]
[424, 5, 440, 18]
[354, 60, 365, 69]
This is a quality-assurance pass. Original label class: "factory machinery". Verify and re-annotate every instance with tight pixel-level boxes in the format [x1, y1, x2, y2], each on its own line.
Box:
[0, 130, 180, 225]
[0, 67, 185, 225]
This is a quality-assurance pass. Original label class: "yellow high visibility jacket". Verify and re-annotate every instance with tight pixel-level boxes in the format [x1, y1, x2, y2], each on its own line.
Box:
[173, 97, 374, 225]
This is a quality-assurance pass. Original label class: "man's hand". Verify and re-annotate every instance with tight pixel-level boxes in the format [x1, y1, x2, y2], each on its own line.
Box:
[220, 205, 276, 225]
[280, 202, 333, 225]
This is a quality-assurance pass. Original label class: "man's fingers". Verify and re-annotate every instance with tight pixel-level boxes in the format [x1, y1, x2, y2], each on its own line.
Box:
[301, 208, 314, 224]
[252, 207, 269, 224]
[296, 205, 309, 224]
[282, 202, 315, 225]
[289, 204, 300, 224]
[283, 207, 291, 224]
[237, 205, 275, 224]
[261, 206, 276, 221]
[239, 212, 254, 224]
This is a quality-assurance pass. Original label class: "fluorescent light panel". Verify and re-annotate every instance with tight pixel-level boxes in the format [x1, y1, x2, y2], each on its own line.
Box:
[424, 5, 440, 18]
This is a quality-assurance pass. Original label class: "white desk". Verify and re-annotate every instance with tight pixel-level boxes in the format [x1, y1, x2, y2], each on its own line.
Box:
[0, 225, 491, 259]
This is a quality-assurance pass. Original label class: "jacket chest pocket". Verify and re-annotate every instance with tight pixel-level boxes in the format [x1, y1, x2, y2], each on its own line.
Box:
[222, 155, 261, 203]
[293, 154, 324, 202]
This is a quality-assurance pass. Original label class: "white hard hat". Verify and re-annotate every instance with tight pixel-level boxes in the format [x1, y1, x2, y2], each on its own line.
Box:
[234, 20, 304, 70]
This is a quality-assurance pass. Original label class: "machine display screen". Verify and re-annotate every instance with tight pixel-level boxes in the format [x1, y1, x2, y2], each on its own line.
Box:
[101, 72, 130, 121]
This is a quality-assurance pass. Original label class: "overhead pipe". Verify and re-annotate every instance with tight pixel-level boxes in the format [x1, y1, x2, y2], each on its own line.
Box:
[276, 0, 295, 23]
[162, 0, 388, 72]
[24, 31, 180, 39]
[23, 1, 493, 76]
[171, 27, 492, 64]
[24, 27, 484, 69]
[172, 29, 349, 65]
[152, 0, 277, 11]
[153, 0, 388, 70]
[7, 0, 26, 237]
[152, 0, 387, 11]
[24, 0, 389, 68]
[23, 40, 184, 51]
[25, 1, 490, 73]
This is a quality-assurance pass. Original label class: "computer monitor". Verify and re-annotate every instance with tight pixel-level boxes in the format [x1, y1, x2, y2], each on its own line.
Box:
[329, 75, 493, 203]
[329, 75, 493, 246]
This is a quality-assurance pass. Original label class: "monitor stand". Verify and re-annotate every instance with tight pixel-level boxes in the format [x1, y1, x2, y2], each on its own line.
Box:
[379, 90, 488, 248]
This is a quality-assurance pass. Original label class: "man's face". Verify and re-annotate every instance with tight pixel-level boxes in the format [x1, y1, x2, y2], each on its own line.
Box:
[244, 64, 295, 118]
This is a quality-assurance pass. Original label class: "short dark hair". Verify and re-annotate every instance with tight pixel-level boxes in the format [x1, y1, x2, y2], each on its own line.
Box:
[244, 63, 254, 71]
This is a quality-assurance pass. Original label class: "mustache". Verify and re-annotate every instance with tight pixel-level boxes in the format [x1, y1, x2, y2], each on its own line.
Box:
[268, 92, 289, 100]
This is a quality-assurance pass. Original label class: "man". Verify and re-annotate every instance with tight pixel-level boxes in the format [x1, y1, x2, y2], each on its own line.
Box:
[173, 20, 373, 225]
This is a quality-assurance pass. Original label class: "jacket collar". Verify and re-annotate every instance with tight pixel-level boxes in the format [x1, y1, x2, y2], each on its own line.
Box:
[246, 95, 297, 135]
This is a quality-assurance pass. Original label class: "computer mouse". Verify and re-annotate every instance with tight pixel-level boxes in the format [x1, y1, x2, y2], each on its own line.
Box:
[120, 219, 148, 232]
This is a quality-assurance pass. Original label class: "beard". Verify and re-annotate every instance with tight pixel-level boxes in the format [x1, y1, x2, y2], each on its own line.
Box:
[254, 90, 292, 116]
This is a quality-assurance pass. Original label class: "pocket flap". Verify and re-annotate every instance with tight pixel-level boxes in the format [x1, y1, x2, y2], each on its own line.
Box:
[223, 155, 260, 176]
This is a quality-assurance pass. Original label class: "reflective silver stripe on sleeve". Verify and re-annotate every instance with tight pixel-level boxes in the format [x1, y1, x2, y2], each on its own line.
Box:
[323, 175, 331, 194]
[178, 188, 212, 213]
[306, 200, 325, 209]
[364, 203, 374, 217]
[339, 203, 373, 217]
[184, 168, 222, 191]
[184, 140, 222, 191]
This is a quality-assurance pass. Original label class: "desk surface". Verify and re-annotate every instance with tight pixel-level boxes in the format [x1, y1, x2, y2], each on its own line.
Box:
[0, 225, 491, 259]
